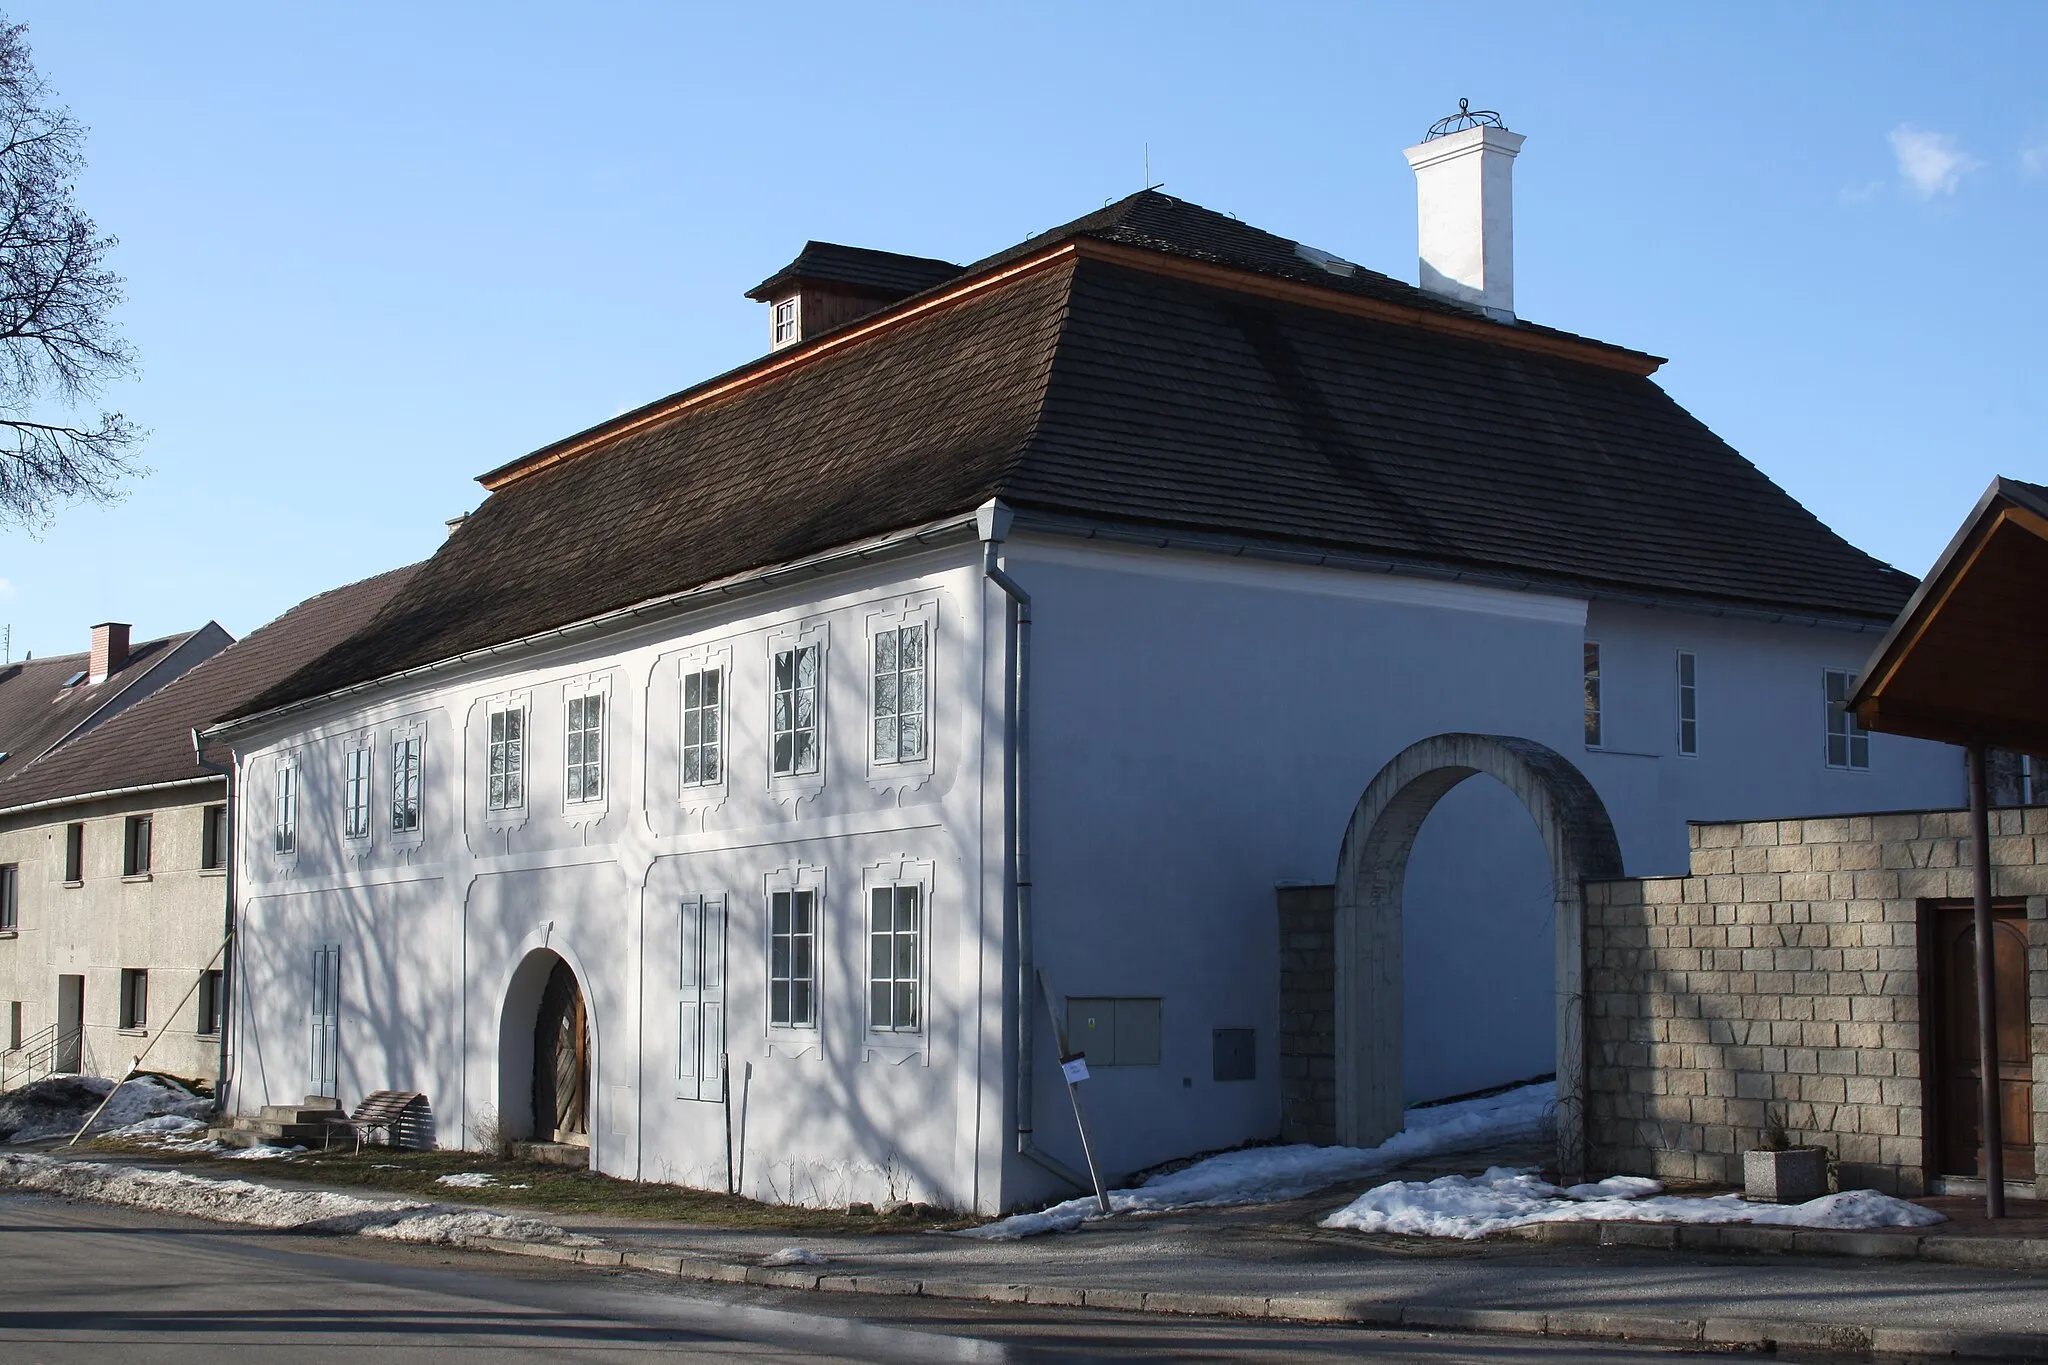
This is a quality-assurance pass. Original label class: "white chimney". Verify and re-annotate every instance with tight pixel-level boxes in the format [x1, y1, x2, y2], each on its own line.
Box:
[1403, 104, 1524, 321]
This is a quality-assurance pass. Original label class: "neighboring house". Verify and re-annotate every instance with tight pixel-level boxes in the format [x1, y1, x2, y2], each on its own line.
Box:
[0, 622, 231, 776]
[208, 114, 1963, 1213]
[0, 569, 414, 1088]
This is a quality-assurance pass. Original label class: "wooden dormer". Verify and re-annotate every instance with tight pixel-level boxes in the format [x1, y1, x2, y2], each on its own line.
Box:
[746, 241, 962, 351]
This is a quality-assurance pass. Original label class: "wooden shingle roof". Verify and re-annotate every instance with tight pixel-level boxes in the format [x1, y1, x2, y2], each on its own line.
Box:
[234, 194, 1916, 720]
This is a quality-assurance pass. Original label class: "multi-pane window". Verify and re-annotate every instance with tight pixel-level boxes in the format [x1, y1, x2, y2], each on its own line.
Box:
[201, 804, 227, 870]
[391, 736, 421, 832]
[772, 297, 799, 347]
[566, 695, 604, 803]
[869, 885, 921, 1031]
[768, 888, 816, 1028]
[0, 863, 16, 931]
[1824, 669, 1870, 771]
[1676, 651, 1698, 757]
[681, 668, 723, 786]
[1582, 643, 1603, 748]
[63, 823, 83, 882]
[197, 969, 224, 1037]
[872, 625, 927, 764]
[122, 815, 152, 877]
[344, 747, 372, 838]
[488, 707, 525, 811]
[119, 968, 148, 1031]
[275, 768, 297, 854]
[772, 646, 820, 777]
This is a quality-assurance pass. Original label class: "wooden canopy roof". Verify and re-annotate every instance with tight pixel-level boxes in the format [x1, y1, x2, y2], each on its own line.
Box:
[1851, 477, 2048, 753]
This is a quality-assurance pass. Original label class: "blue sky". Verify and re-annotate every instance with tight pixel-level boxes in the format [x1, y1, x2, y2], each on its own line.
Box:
[0, 2, 2042, 659]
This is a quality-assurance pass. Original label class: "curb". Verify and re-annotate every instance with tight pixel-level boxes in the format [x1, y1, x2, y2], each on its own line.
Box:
[468, 1235, 2048, 1359]
[1503, 1218, 2048, 1270]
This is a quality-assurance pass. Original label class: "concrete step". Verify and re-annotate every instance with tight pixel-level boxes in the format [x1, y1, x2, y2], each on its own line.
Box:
[220, 1116, 334, 1143]
[511, 1140, 589, 1168]
[259, 1104, 344, 1125]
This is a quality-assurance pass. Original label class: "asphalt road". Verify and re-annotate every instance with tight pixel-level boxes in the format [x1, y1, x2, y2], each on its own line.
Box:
[0, 1191, 1817, 1364]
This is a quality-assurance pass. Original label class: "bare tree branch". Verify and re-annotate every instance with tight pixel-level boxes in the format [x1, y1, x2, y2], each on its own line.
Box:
[0, 17, 141, 529]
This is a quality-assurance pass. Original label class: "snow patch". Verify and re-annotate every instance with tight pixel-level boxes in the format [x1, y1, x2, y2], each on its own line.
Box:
[222, 1144, 304, 1160]
[436, 1172, 497, 1188]
[0, 1153, 589, 1247]
[760, 1247, 828, 1267]
[963, 1081, 1556, 1239]
[1319, 1166, 1947, 1239]
[0, 1075, 212, 1143]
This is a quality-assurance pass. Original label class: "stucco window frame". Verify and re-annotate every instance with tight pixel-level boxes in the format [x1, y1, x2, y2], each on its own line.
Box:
[862, 596, 938, 797]
[483, 690, 532, 833]
[765, 622, 829, 808]
[272, 753, 300, 867]
[342, 730, 376, 855]
[561, 675, 613, 826]
[763, 861, 825, 1060]
[388, 721, 427, 852]
[860, 856, 934, 1066]
[675, 643, 734, 816]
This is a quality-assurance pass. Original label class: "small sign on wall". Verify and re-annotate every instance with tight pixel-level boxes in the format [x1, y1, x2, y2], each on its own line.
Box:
[1061, 1054, 1090, 1085]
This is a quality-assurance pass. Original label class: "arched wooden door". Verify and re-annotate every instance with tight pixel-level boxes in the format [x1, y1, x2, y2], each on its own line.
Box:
[532, 959, 589, 1144]
[1928, 899, 2033, 1181]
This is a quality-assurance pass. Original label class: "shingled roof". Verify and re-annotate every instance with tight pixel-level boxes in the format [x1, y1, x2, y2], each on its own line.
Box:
[0, 628, 220, 775]
[746, 241, 963, 302]
[0, 565, 418, 813]
[234, 192, 1915, 719]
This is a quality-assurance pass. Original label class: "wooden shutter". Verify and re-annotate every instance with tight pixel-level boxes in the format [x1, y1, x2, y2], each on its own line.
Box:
[677, 896, 727, 1101]
[309, 944, 340, 1100]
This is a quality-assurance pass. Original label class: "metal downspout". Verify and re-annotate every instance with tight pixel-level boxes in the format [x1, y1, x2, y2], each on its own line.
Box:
[979, 501, 1090, 1194]
[191, 729, 236, 1114]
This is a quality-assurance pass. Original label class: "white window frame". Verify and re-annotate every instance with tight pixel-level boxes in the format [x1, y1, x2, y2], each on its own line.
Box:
[766, 623, 828, 805]
[859, 856, 933, 1064]
[486, 700, 528, 815]
[562, 677, 612, 819]
[676, 892, 727, 1101]
[274, 757, 298, 859]
[864, 597, 939, 793]
[389, 723, 425, 848]
[679, 648, 731, 797]
[1676, 650, 1698, 757]
[1824, 668, 1870, 771]
[1582, 642, 1603, 749]
[771, 296, 800, 349]
[764, 863, 825, 1057]
[343, 737, 374, 844]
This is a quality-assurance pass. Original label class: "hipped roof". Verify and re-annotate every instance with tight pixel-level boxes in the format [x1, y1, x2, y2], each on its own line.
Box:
[235, 192, 1917, 721]
[1851, 477, 2048, 754]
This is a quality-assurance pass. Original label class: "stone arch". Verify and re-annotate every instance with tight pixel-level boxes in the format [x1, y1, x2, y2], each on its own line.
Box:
[495, 945, 598, 1154]
[1335, 732, 1622, 1179]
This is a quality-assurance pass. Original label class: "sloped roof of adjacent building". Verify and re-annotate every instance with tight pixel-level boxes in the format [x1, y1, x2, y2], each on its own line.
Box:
[234, 191, 1917, 720]
[0, 565, 419, 814]
[0, 629, 216, 775]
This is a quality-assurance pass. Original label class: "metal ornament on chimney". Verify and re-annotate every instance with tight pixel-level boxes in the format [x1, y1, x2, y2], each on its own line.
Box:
[1425, 98, 1505, 141]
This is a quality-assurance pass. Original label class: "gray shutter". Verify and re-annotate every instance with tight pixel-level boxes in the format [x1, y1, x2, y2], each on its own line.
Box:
[678, 896, 727, 1101]
[309, 944, 340, 1100]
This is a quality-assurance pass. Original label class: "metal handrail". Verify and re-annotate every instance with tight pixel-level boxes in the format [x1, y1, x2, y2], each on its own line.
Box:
[1, 1023, 82, 1091]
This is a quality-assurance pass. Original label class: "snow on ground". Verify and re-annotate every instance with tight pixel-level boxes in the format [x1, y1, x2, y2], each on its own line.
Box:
[222, 1144, 305, 1160]
[963, 1081, 1557, 1240]
[0, 1152, 593, 1246]
[1319, 1166, 1947, 1239]
[0, 1075, 213, 1143]
[437, 1172, 497, 1188]
[760, 1247, 829, 1267]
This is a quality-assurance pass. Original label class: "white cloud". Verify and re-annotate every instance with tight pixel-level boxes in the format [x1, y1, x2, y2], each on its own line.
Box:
[2023, 143, 2048, 176]
[1838, 179, 1885, 205]
[1889, 125, 1982, 198]
[0, 577, 15, 601]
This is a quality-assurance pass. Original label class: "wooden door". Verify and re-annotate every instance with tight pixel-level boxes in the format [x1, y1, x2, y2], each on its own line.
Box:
[1927, 900, 2033, 1179]
[55, 975, 82, 1073]
[533, 960, 589, 1142]
[677, 895, 727, 1102]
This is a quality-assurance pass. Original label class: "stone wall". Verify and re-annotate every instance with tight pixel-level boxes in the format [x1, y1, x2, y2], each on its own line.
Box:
[1585, 806, 2048, 1195]
[1276, 883, 1337, 1144]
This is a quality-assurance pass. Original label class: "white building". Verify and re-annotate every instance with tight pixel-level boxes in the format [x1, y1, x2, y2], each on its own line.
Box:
[209, 116, 1963, 1212]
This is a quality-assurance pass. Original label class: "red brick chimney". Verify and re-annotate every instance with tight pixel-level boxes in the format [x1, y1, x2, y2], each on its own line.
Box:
[89, 622, 130, 684]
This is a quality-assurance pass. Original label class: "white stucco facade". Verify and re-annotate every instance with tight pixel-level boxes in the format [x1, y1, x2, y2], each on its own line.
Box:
[224, 526, 1963, 1214]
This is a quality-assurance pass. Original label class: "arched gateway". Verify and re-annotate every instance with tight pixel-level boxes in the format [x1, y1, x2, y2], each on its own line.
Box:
[497, 949, 592, 1149]
[1335, 733, 1622, 1179]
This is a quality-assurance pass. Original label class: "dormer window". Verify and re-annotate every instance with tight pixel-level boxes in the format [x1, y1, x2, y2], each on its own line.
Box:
[771, 297, 800, 349]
